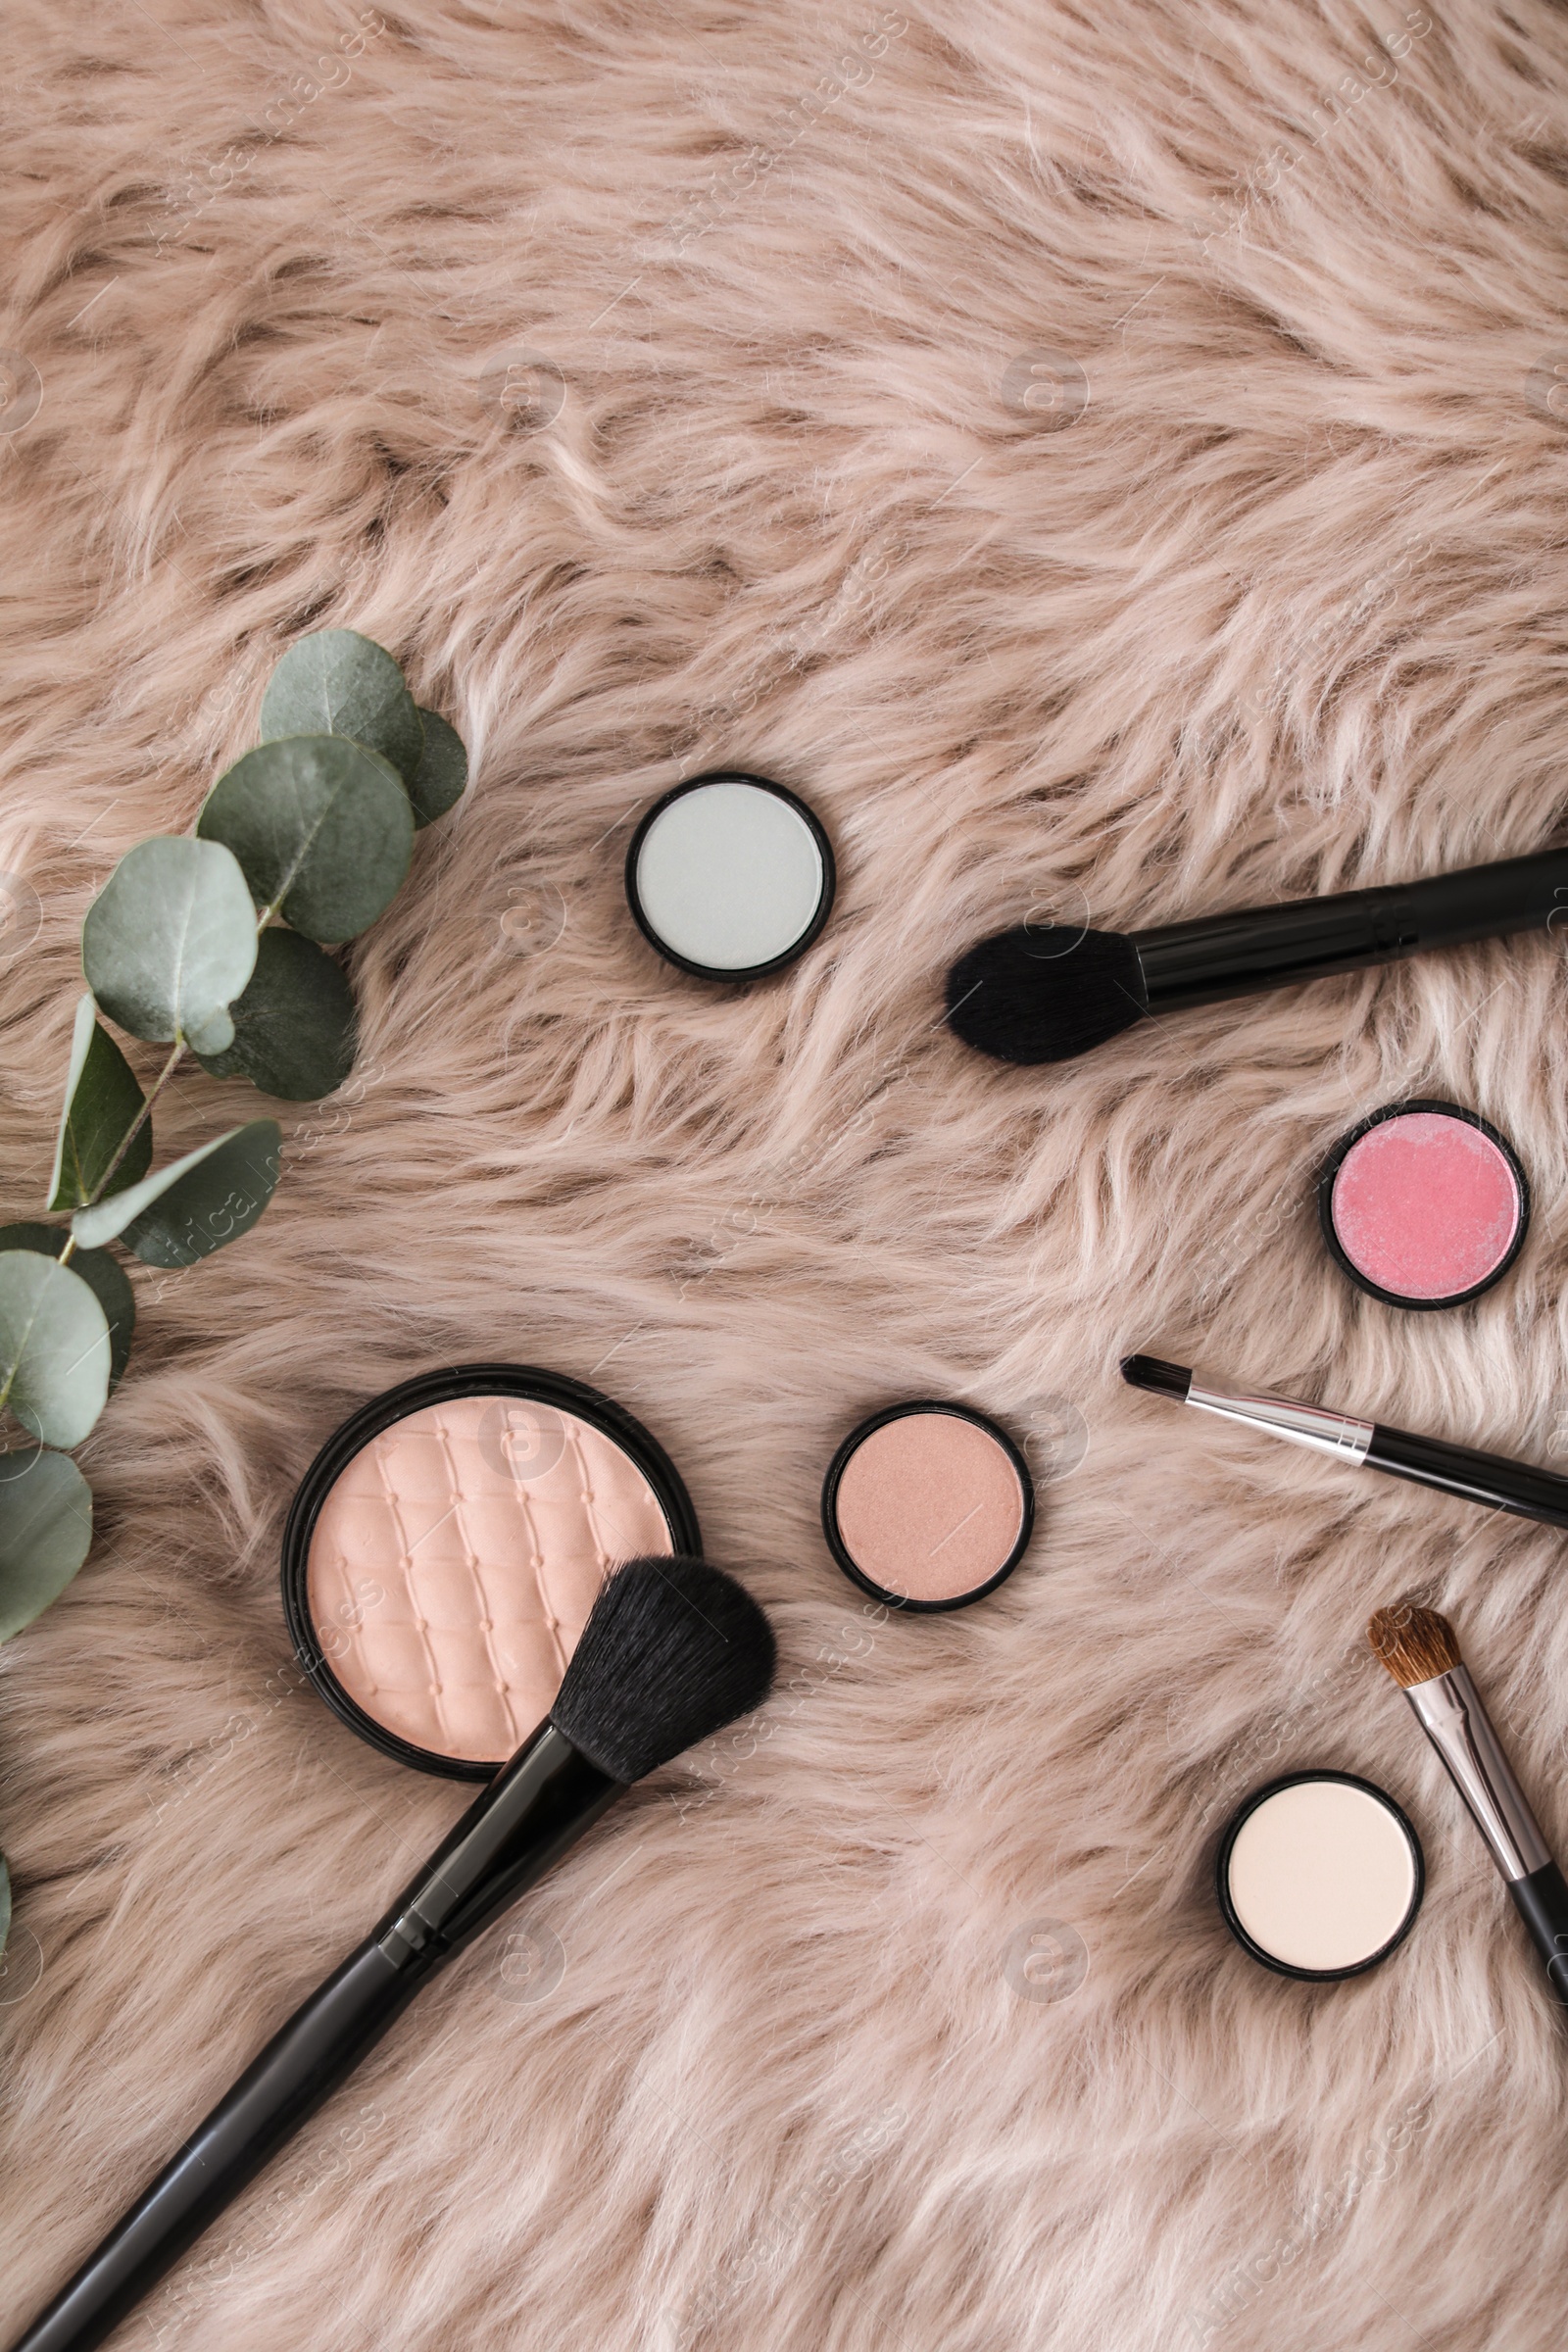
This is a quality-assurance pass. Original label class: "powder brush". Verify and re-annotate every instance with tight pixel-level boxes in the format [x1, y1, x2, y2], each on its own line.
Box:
[945, 849, 1568, 1064]
[1368, 1604, 1568, 2003]
[1120, 1355, 1568, 1533]
[11, 1555, 776, 2352]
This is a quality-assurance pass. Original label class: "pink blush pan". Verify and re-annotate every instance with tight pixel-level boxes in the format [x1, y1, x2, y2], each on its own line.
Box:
[1320, 1102, 1529, 1310]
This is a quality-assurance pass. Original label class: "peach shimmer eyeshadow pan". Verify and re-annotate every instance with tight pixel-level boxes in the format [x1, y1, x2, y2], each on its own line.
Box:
[821, 1400, 1035, 1611]
[281, 1366, 701, 1779]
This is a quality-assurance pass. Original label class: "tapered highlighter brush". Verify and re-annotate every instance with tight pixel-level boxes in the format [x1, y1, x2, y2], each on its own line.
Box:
[1121, 1355, 1568, 1534]
[946, 848, 1568, 1065]
[10, 1555, 776, 2352]
[1368, 1605, 1568, 2002]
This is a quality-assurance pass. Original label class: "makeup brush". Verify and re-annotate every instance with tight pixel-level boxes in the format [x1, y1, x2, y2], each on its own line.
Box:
[1121, 1355, 1568, 1533]
[11, 1555, 776, 2352]
[1368, 1604, 1568, 2003]
[946, 849, 1568, 1064]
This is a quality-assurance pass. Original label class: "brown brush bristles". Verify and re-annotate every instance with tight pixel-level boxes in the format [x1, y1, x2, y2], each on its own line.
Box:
[1367, 1605, 1463, 1689]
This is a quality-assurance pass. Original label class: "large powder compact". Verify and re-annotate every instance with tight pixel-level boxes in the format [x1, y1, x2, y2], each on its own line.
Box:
[821, 1400, 1035, 1611]
[1318, 1099, 1529, 1311]
[625, 771, 836, 981]
[1216, 1771, 1424, 1981]
[281, 1365, 700, 1778]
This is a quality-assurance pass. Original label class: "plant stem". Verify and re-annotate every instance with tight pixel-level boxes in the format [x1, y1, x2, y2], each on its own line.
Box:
[86, 1039, 186, 1208]
[57, 1233, 77, 1268]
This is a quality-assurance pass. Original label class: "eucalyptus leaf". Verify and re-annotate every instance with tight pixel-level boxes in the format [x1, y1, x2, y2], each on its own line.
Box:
[198, 737, 414, 944]
[83, 1120, 283, 1268]
[73, 1119, 281, 1263]
[194, 927, 358, 1100]
[407, 709, 467, 827]
[0, 1250, 111, 1449]
[259, 630, 423, 780]
[82, 836, 258, 1055]
[0, 1446, 93, 1640]
[0, 1225, 135, 1393]
[0, 1854, 10, 1957]
[47, 995, 153, 1211]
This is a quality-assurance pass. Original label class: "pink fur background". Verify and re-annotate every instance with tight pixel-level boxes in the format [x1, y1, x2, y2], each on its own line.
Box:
[3, 2, 1568, 2344]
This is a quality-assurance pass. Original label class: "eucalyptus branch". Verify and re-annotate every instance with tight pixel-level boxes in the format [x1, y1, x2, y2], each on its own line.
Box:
[0, 628, 468, 1839]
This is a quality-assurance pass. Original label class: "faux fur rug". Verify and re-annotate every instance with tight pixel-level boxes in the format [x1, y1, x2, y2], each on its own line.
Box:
[4, 3, 1568, 2346]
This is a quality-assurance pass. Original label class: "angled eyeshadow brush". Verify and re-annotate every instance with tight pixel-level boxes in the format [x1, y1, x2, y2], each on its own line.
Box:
[1369, 1605, 1568, 2006]
[11, 1555, 776, 2352]
[946, 849, 1568, 1064]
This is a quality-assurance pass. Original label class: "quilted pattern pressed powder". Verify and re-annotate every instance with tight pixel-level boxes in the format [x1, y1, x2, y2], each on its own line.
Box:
[306, 1396, 675, 1766]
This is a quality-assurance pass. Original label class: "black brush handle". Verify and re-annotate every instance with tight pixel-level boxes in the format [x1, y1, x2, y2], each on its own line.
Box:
[10, 1726, 619, 2352]
[1509, 1862, 1568, 2003]
[1367, 1422, 1568, 1533]
[1133, 850, 1568, 1012]
[10, 1937, 431, 2352]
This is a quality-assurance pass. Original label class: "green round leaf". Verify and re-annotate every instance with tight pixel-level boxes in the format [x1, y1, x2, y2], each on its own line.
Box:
[198, 737, 414, 944]
[408, 709, 467, 827]
[0, 1250, 111, 1448]
[82, 836, 259, 1054]
[0, 1446, 93, 1640]
[0, 1225, 134, 1393]
[116, 1118, 282, 1268]
[260, 630, 423, 780]
[195, 927, 358, 1100]
[47, 995, 153, 1211]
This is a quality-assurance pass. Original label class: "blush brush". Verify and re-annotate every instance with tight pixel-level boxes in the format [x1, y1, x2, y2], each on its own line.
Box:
[1121, 1354, 1568, 1534]
[11, 1554, 776, 2352]
[946, 848, 1568, 1064]
[1368, 1604, 1568, 2004]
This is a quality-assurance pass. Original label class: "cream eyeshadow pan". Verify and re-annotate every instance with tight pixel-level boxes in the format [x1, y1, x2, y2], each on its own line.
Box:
[1216, 1772, 1424, 1981]
[284, 1369, 701, 1779]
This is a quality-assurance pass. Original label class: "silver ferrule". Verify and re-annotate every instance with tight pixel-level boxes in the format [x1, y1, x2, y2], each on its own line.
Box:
[1186, 1377, 1374, 1465]
[1404, 1664, 1549, 1883]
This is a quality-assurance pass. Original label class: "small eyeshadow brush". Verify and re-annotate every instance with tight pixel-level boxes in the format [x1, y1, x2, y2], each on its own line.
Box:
[1121, 1355, 1568, 1533]
[1369, 1604, 1568, 2003]
[11, 1556, 776, 2352]
[946, 848, 1568, 1064]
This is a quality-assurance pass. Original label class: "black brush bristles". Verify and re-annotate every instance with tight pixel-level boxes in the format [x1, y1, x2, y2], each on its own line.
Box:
[551, 1555, 776, 1784]
[945, 925, 1148, 1065]
[1120, 1354, 1193, 1400]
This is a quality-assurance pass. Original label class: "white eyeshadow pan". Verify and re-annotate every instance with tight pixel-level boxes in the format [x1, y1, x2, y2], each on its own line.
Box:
[626, 772, 834, 979]
[1216, 1772, 1424, 1981]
